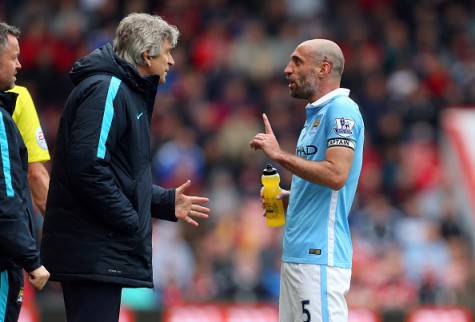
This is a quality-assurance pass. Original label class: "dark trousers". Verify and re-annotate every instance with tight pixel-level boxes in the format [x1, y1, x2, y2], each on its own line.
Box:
[0, 268, 24, 322]
[61, 281, 122, 322]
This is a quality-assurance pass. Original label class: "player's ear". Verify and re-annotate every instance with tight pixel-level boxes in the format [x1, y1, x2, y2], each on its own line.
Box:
[322, 61, 332, 75]
[316, 65, 325, 78]
[317, 61, 331, 78]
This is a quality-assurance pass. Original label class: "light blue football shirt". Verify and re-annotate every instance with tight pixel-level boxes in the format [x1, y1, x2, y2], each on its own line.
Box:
[282, 88, 364, 269]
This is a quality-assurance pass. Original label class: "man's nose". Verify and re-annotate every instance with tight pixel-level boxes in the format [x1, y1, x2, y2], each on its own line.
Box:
[284, 65, 291, 76]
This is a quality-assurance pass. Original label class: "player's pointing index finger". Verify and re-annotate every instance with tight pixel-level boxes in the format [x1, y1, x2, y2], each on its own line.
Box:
[262, 113, 274, 135]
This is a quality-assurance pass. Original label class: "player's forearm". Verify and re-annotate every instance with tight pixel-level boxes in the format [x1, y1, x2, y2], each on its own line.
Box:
[28, 162, 50, 215]
[274, 150, 347, 190]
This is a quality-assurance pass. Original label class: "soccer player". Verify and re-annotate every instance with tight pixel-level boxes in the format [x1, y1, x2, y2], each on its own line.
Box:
[251, 39, 364, 322]
[0, 22, 50, 322]
[8, 85, 50, 215]
[41, 14, 209, 322]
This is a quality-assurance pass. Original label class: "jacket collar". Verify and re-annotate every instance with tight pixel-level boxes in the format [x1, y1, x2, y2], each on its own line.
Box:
[70, 43, 160, 99]
[0, 91, 18, 115]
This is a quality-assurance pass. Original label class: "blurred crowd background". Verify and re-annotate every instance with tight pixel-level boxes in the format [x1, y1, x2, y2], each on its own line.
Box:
[2, 0, 475, 318]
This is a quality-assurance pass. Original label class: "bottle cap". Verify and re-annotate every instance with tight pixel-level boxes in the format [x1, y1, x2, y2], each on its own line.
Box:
[262, 163, 277, 175]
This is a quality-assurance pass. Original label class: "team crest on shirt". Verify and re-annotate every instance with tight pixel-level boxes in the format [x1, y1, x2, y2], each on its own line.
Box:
[309, 115, 323, 135]
[333, 118, 355, 137]
[36, 128, 48, 150]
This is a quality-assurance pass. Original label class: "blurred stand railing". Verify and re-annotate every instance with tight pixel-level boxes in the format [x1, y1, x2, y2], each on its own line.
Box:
[29, 303, 473, 322]
[442, 108, 475, 249]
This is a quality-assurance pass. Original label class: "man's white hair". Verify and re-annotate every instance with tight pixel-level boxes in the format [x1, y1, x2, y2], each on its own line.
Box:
[113, 13, 179, 66]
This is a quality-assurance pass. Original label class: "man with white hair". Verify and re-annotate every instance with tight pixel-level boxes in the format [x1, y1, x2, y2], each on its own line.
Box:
[41, 13, 210, 322]
[251, 39, 365, 322]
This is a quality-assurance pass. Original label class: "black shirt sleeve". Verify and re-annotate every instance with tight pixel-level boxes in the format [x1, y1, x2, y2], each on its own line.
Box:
[151, 185, 176, 221]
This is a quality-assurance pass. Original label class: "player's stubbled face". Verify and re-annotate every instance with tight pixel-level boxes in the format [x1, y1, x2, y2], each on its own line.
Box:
[284, 46, 317, 101]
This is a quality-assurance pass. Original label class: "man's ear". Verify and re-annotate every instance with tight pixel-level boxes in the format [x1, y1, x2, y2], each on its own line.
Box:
[315, 65, 325, 78]
[317, 61, 332, 77]
[323, 61, 333, 74]
[143, 51, 152, 67]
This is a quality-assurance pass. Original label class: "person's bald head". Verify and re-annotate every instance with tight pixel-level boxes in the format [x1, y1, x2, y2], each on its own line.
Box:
[297, 39, 345, 79]
[284, 39, 345, 102]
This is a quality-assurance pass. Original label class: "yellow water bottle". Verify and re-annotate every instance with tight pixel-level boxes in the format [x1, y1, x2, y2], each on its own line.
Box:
[261, 164, 285, 227]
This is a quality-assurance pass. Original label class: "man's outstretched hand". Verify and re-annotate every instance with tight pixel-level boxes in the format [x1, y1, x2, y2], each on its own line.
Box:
[175, 180, 210, 226]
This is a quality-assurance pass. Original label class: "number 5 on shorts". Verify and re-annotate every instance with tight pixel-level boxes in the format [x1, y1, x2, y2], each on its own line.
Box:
[301, 300, 311, 322]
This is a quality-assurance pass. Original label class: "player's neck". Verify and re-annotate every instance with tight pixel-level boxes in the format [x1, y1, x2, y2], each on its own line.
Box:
[308, 81, 341, 104]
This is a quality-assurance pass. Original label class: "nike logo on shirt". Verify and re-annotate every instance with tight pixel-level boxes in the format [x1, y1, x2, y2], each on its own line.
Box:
[137, 112, 144, 120]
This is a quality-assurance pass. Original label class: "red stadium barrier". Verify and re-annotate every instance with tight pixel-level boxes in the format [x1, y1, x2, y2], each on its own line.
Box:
[164, 304, 381, 322]
[163, 303, 278, 322]
[18, 274, 39, 322]
[119, 306, 136, 322]
[407, 306, 472, 322]
[349, 307, 381, 322]
[18, 303, 38, 322]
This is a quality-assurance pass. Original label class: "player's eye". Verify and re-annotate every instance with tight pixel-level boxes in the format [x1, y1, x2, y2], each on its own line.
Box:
[292, 57, 302, 66]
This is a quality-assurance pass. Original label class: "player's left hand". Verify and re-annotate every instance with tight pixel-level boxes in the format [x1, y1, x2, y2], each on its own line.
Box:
[250, 113, 282, 160]
[260, 187, 290, 217]
[175, 180, 210, 226]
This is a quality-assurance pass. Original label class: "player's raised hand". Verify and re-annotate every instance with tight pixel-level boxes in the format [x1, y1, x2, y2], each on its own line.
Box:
[175, 180, 210, 226]
[250, 113, 282, 160]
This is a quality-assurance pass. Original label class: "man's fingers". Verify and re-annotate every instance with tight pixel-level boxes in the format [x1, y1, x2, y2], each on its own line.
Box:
[250, 140, 261, 150]
[184, 216, 199, 226]
[28, 276, 46, 290]
[189, 210, 209, 218]
[250, 133, 269, 150]
[189, 196, 209, 204]
[191, 204, 210, 213]
[28, 277, 38, 289]
[277, 189, 290, 200]
[176, 180, 191, 194]
[263, 113, 274, 135]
